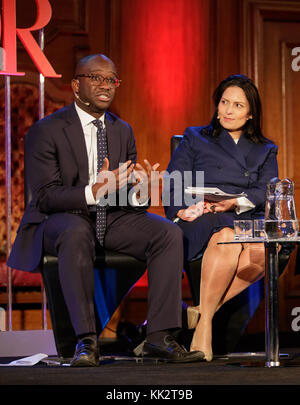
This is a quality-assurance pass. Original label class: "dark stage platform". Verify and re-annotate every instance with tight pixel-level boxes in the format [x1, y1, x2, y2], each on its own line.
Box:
[1, 344, 300, 400]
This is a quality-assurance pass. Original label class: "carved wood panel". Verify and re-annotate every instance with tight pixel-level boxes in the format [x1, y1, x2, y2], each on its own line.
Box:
[241, 0, 300, 335]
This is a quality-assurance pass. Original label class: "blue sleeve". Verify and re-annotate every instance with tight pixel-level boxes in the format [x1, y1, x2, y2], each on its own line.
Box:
[245, 144, 279, 210]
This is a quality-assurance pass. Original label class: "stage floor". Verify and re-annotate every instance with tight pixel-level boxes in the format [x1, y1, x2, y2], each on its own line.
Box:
[1, 347, 300, 399]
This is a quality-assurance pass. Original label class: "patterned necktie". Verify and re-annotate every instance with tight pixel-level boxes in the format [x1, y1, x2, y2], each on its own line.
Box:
[92, 119, 108, 246]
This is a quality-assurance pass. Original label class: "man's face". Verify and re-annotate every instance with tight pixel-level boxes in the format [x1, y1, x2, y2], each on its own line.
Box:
[72, 56, 119, 117]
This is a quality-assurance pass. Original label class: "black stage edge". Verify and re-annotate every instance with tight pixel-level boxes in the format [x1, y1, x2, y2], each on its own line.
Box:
[1, 334, 300, 400]
[1, 351, 300, 398]
[0, 384, 299, 401]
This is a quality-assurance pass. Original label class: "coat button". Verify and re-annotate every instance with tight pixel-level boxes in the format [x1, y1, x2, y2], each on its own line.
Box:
[244, 171, 249, 177]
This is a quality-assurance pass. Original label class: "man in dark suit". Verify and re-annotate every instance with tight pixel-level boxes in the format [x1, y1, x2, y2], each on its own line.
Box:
[7, 54, 204, 366]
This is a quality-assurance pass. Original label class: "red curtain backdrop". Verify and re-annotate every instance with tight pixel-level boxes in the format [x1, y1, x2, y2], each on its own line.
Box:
[111, 0, 211, 171]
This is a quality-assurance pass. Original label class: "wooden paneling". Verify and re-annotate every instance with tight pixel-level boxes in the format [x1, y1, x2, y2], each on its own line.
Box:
[263, 21, 300, 184]
[240, 0, 300, 335]
[214, 0, 242, 81]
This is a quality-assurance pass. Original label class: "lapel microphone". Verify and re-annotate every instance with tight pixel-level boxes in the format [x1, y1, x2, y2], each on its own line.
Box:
[75, 93, 90, 107]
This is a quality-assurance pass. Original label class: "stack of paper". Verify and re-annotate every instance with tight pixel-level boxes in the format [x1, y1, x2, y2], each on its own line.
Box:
[185, 187, 247, 202]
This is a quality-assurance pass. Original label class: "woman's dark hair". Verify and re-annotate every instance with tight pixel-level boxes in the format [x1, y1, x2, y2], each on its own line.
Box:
[203, 74, 268, 144]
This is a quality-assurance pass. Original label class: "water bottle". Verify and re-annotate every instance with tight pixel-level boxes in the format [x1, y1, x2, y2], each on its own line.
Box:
[264, 177, 280, 221]
[265, 178, 298, 239]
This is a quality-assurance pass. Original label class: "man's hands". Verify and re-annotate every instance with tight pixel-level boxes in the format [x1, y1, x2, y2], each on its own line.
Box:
[92, 158, 134, 200]
[91, 158, 162, 205]
[132, 159, 162, 204]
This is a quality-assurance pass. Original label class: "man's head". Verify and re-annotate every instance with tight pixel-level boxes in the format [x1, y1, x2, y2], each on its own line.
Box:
[71, 54, 121, 118]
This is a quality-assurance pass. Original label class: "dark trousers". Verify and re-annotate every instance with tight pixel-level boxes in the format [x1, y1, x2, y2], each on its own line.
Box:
[43, 210, 184, 336]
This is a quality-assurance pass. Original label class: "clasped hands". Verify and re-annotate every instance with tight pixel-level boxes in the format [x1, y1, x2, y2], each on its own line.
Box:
[92, 157, 161, 203]
[177, 199, 238, 222]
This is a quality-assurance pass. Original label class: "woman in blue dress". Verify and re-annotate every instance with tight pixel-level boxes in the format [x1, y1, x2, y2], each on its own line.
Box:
[164, 75, 278, 361]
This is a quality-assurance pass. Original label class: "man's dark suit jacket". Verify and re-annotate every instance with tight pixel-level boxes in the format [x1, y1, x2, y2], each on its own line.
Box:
[7, 103, 137, 272]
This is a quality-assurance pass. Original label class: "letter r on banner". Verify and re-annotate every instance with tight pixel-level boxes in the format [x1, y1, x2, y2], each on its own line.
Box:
[0, 0, 61, 77]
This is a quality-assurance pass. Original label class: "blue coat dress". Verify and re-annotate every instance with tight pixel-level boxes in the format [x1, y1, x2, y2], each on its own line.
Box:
[164, 126, 279, 261]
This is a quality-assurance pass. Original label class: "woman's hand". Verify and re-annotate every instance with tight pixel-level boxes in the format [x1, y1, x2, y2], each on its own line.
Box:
[176, 201, 205, 222]
[203, 198, 238, 214]
[176, 198, 238, 222]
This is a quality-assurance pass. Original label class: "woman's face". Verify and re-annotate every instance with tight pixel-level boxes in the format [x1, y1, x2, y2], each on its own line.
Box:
[217, 86, 252, 138]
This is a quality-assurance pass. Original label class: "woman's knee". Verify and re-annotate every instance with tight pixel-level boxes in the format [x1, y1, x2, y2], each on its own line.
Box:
[208, 227, 240, 253]
[210, 227, 234, 242]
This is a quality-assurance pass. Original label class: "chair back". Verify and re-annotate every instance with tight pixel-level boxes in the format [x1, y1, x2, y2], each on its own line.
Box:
[171, 135, 183, 156]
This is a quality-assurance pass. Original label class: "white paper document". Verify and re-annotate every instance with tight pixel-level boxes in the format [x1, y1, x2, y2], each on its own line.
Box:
[0, 353, 48, 366]
[185, 187, 247, 202]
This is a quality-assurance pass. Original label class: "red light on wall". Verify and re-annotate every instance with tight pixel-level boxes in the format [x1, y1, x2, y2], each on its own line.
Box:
[122, 0, 206, 115]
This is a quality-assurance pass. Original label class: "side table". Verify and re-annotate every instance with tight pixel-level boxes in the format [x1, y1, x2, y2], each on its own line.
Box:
[219, 237, 300, 367]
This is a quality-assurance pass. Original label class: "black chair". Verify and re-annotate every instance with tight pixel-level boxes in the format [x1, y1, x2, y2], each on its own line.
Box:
[41, 252, 146, 358]
[170, 135, 202, 306]
[24, 181, 147, 359]
[171, 135, 294, 353]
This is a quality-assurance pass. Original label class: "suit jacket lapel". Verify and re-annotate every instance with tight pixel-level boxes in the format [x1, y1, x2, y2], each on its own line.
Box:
[236, 133, 256, 161]
[62, 106, 124, 182]
[63, 103, 89, 185]
[215, 129, 248, 169]
[105, 111, 121, 170]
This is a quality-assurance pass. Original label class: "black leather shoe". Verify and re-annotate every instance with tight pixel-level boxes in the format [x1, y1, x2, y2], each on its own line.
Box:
[70, 336, 99, 367]
[142, 334, 205, 363]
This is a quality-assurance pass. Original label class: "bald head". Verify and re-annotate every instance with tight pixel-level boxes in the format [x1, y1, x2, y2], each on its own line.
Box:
[75, 54, 117, 77]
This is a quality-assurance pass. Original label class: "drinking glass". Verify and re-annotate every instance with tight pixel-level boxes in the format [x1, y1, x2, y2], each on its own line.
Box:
[234, 220, 253, 240]
[254, 219, 265, 240]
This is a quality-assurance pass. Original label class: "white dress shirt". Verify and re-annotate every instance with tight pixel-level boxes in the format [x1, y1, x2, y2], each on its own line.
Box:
[75, 103, 146, 207]
[75, 103, 104, 206]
